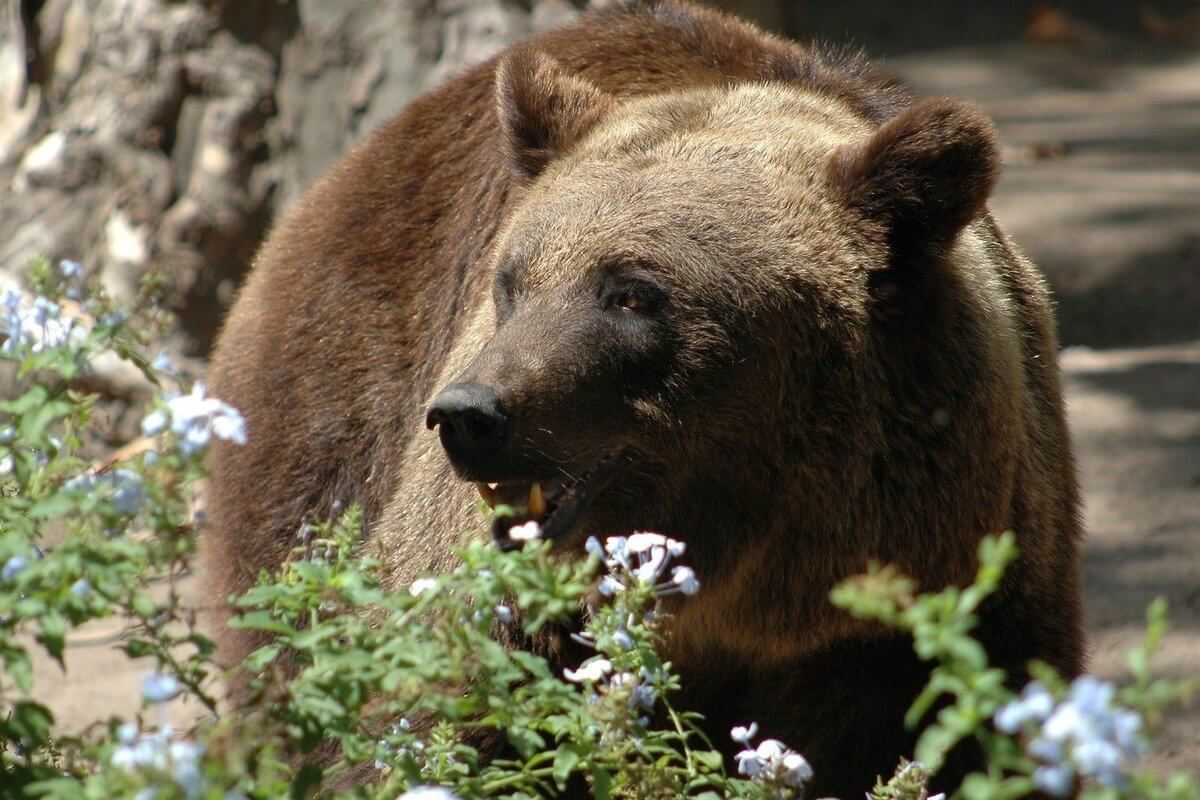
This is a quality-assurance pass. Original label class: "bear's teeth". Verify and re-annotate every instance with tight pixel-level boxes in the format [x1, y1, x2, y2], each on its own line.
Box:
[528, 482, 547, 517]
[476, 482, 497, 508]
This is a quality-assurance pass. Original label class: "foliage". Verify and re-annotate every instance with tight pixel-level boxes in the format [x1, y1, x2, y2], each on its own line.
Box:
[0, 261, 1196, 799]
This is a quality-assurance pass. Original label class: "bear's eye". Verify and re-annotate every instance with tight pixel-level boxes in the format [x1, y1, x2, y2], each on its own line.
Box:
[607, 284, 661, 315]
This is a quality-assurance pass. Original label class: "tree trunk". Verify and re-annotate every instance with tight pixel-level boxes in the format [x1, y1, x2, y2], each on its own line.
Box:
[0, 0, 585, 353]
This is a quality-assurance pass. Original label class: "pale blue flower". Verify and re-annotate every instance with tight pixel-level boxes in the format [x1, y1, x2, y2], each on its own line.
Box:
[2, 555, 28, 581]
[69, 578, 91, 599]
[109, 469, 145, 516]
[170, 740, 205, 798]
[60, 259, 84, 280]
[151, 352, 176, 374]
[1034, 765, 1074, 797]
[1013, 674, 1145, 794]
[630, 682, 656, 711]
[1070, 675, 1116, 714]
[0, 426, 14, 444]
[597, 575, 624, 596]
[141, 671, 182, 703]
[995, 681, 1055, 733]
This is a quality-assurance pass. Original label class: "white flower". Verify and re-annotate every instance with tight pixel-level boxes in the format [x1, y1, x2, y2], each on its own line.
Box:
[494, 603, 512, 624]
[780, 751, 813, 788]
[0, 456, 12, 477]
[397, 787, 461, 800]
[625, 532, 667, 553]
[735, 747, 766, 777]
[1, 290, 84, 355]
[159, 383, 247, 455]
[670, 566, 700, 595]
[755, 739, 786, 761]
[730, 725, 813, 790]
[563, 658, 612, 683]
[141, 410, 168, 436]
[508, 520, 541, 542]
[592, 531, 695, 599]
[141, 671, 182, 703]
[731, 723, 759, 745]
[633, 545, 670, 584]
[409, 578, 438, 596]
[597, 575, 624, 596]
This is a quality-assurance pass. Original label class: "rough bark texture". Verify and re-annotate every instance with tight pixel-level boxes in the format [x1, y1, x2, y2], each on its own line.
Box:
[0, 0, 600, 353]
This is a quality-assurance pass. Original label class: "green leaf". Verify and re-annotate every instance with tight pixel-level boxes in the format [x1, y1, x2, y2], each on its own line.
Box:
[552, 743, 584, 787]
[26, 491, 78, 520]
[506, 726, 545, 759]
[7, 701, 54, 748]
[37, 612, 67, 665]
[590, 766, 613, 800]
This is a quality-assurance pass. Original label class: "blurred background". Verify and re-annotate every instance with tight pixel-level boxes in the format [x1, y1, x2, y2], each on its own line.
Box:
[2, 0, 1198, 777]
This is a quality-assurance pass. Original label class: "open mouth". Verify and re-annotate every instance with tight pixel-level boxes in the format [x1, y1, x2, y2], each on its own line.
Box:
[478, 449, 631, 551]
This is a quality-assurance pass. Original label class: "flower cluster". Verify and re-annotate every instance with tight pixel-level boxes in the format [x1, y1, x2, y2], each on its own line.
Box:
[585, 532, 699, 598]
[109, 673, 204, 798]
[2, 288, 84, 355]
[142, 382, 247, 455]
[730, 723, 814, 796]
[994, 676, 1146, 795]
[65, 468, 146, 516]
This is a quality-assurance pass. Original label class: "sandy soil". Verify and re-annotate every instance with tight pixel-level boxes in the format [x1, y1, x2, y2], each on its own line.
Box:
[27, 20, 1200, 784]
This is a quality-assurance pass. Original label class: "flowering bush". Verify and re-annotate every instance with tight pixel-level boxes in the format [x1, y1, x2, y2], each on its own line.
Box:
[0, 259, 1196, 799]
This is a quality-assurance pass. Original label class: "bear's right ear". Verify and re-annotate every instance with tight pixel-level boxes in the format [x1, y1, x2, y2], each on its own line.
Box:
[829, 97, 1000, 259]
[495, 49, 614, 181]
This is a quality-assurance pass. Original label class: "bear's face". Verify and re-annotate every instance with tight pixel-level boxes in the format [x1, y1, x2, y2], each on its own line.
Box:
[425, 50, 999, 552]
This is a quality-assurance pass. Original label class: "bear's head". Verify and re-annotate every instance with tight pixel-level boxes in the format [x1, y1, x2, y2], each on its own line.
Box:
[426, 48, 1002, 596]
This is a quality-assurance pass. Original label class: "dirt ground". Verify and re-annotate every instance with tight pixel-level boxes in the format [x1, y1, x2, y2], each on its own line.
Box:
[29, 13, 1200, 783]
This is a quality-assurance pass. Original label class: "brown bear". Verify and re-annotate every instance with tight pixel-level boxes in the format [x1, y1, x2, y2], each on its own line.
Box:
[205, 1, 1085, 795]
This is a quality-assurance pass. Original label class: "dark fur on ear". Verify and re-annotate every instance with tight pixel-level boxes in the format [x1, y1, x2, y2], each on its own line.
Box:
[495, 49, 614, 180]
[829, 97, 1000, 256]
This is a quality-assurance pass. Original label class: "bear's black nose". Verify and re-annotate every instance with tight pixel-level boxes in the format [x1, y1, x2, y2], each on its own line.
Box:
[426, 383, 514, 463]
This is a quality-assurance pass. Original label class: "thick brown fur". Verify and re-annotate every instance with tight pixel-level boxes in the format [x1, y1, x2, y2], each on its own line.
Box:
[205, 2, 1085, 796]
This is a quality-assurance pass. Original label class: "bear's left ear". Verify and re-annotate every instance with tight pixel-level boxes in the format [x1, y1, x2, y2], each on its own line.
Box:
[829, 97, 1000, 257]
[495, 48, 614, 181]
